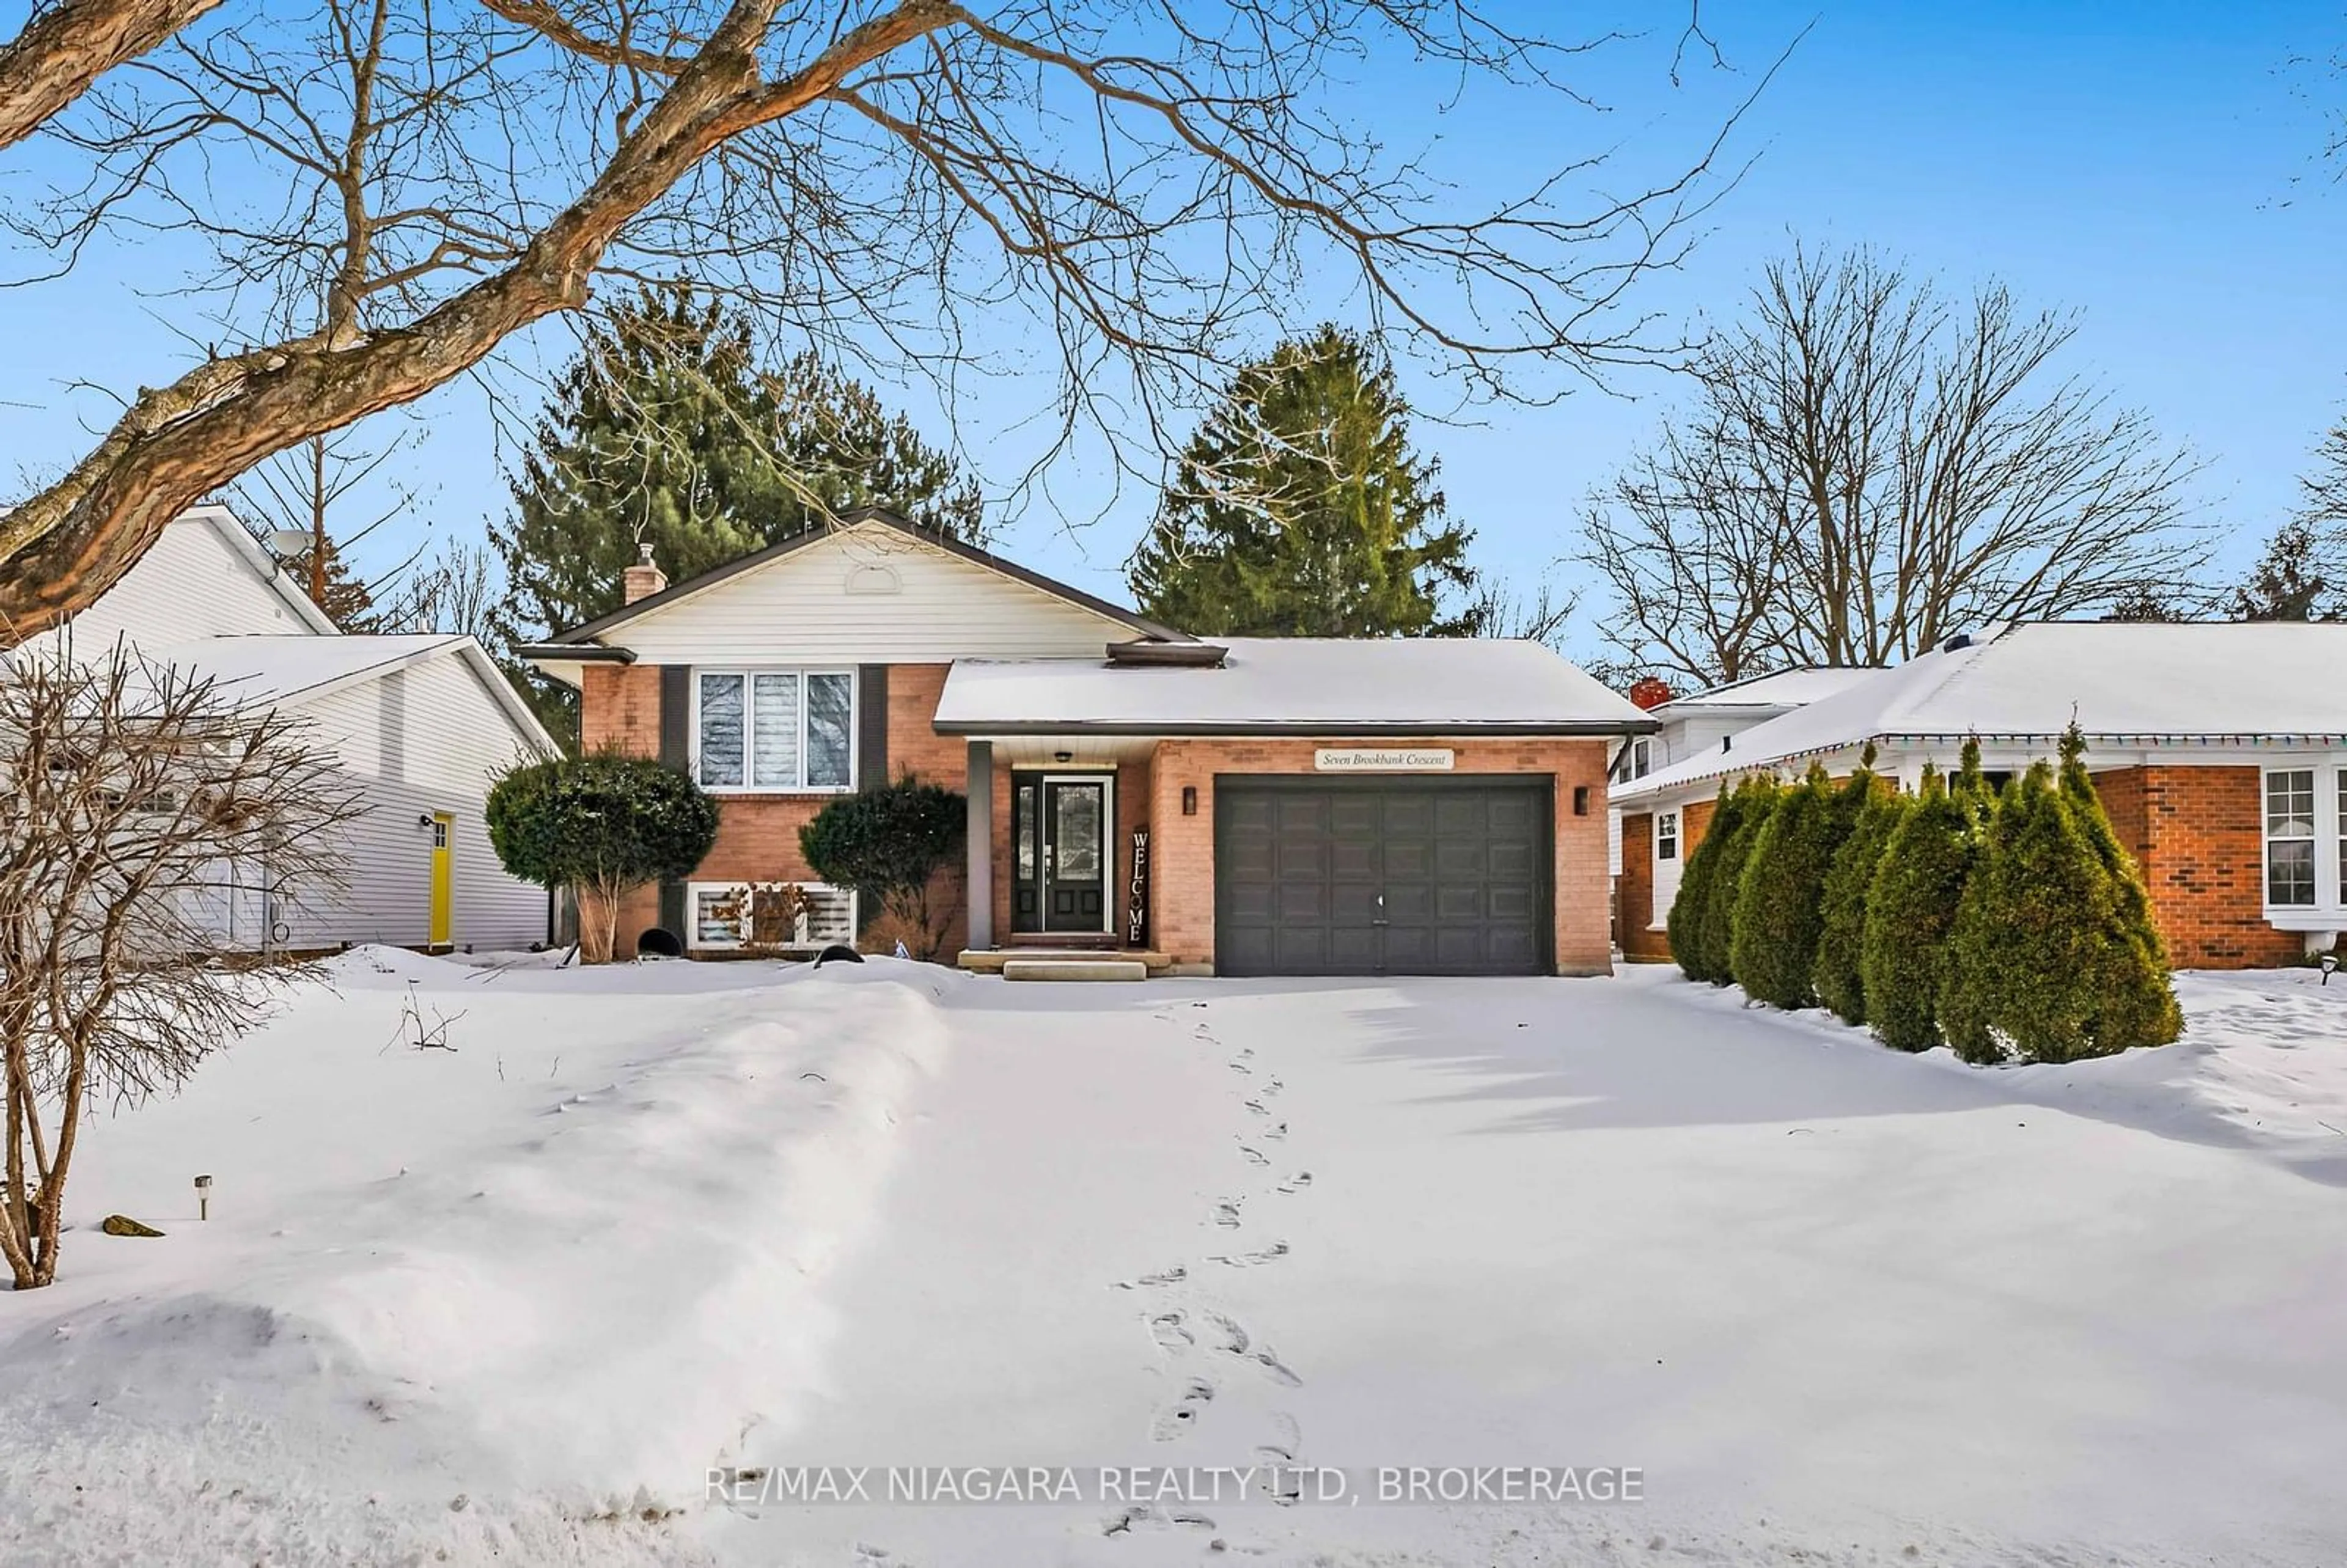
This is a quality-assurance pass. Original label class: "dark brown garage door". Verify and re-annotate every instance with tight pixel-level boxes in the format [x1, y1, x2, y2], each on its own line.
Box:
[1214, 777, 1551, 976]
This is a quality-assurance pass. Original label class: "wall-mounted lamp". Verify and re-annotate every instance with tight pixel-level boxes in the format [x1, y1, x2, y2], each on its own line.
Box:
[1181, 786, 1198, 816]
[1571, 785, 1591, 816]
[416, 813, 435, 828]
[1053, 750, 1073, 763]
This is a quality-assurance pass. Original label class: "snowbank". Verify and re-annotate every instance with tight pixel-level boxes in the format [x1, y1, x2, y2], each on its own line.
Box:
[0, 948, 958, 1564]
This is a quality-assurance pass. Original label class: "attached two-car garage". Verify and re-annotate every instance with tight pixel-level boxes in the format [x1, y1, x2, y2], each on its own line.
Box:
[1214, 777, 1552, 976]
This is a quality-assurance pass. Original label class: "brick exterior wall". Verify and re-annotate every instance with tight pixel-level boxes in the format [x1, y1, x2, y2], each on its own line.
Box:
[586, 662, 971, 959]
[1144, 737, 1616, 975]
[2095, 765, 2304, 969]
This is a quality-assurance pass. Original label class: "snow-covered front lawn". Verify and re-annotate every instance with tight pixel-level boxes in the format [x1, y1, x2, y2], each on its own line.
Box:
[4, 951, 2345, 1566]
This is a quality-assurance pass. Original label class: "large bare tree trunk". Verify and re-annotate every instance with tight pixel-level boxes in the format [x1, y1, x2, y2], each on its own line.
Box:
[0, 0, 220, 152]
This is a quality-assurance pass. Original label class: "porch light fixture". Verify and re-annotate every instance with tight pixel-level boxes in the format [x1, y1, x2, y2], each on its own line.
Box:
[1182, 786, 1197, 816]
[1054, 751, 1073, 763]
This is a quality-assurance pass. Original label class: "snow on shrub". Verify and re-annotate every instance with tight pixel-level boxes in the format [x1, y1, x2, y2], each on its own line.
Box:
[486, 750, 719, 964]
[1813, 764, 1907, 1027]
[1859, 763, 1976, 1053]
[1730, 761, 1867, 1010]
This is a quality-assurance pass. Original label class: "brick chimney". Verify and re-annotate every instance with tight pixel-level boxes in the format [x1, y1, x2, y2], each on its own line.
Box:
[622, 540, 667, 604]
[1628, 675, 1675, 711]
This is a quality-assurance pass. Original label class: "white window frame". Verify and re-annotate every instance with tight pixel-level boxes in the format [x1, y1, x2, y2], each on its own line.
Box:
[1633, 739, 1652, 779]
[689, 881, 859, 950]
[2261, 759, 2347, 925]
[1649, 808, 1684, 931]
[691, 667, 858, 794]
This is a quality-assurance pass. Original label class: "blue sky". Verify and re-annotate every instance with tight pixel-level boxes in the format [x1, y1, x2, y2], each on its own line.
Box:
[3, 2, 2343, 656]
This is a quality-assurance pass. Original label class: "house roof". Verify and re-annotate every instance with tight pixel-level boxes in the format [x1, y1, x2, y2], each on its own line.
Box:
[1615, 620, 2347, 803]
[174, 504, 345, 637]
[1653, 665, 1880, 716]
[935, 637, 1660, 736]
[534, 507, 1189, 647]
[146, 632, 560, 757]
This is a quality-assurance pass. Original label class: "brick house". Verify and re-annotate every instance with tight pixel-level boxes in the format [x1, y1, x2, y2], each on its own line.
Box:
[520, 509, 1658, 975]
[1611, 621, 2347, 969]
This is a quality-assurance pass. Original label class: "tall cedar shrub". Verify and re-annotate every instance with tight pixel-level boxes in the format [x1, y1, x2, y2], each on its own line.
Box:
[1859, 765, 1975, 1052]
[1939, 764, 2115, 1063]
[1665, 783, 1736, 981]
[1730, 762, 1866, 1009]
[486, 751, 720, 963]
[1689, 775, 1780, 986]
[1814, 774, 1908, 1025]
[2056, 724, 2185, 1050]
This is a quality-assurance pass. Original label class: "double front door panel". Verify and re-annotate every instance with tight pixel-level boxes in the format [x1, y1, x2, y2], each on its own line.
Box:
[1013, 773, 1111, 934]
[1216, 779, 1550, 976]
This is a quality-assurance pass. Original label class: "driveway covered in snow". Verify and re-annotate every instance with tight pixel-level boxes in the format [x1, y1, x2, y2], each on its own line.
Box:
[711, 965, 2347, 1568]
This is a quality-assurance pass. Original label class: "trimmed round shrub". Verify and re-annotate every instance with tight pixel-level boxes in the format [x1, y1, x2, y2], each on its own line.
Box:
[1730, 762, 1866, 1010]
[487, 750, 719, 962]
[1813, 776, 1909, 1027]
[1860, 764, 1975, 1053]
[799, 774, 967, 961]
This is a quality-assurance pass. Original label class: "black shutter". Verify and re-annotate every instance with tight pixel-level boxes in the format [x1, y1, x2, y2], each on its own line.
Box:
[658, 665, 691, 940]
[858, 665, 889, 789]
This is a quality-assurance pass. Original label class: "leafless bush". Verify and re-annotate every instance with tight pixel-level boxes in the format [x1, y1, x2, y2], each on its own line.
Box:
[0, 639, 362, 1288]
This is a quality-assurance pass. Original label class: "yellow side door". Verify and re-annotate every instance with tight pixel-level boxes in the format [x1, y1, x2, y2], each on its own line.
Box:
[428, 813, 454, 948]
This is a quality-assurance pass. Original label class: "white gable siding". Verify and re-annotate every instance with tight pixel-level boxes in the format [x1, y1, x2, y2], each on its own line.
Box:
[59, 514, 319, 650]
[277, 652, 552, 951]
[609, 527, 1137, 663]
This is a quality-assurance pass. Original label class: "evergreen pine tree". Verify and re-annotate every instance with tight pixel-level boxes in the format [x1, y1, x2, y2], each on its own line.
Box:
[491, 286, 983, 741]
[1814, 767, 1906, 1026]
[1730, 762, 1865, 1009]
[1860, 764, 1975, 1053]
[1686, 775, 1779, 987]
[1128, 324, 1478, 636]
[1665, 782, 1735, 981]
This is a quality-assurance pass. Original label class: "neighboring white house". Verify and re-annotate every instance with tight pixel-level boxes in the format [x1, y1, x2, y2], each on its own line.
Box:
[18, 504, 561, 953]
[1605, 666, 1875, 885]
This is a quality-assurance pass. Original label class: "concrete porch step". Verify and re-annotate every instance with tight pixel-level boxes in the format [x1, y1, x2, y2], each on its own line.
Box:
[999, 957, 1150, 983]
[959, 947, 1175, 976]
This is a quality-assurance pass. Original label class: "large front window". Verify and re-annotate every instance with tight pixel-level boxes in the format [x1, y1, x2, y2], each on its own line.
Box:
[696, 670, 854, 791]
[2266, 768, 2316, 907]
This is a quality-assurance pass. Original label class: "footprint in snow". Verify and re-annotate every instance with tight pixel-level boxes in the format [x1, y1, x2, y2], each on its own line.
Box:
[1150, 1311, 1194, 1352]
[1207, 1313, 1306, 1387]
[1276, 1171, 1313, 1194]
[1211, 1200, 1244, 1229]
[1151, 1378, 1215, 1440]
[1111, 1264, 1188, 1291]
[1208, 1241, 1290, 1268]
[1262, 1122, 1288, 1141]
[1242, 1098, 1269, 1117]
[1237, 1144, 1269, 1165]
[1227, 1058, 1252, 1075]
[1260, 1077, 1284, 1097]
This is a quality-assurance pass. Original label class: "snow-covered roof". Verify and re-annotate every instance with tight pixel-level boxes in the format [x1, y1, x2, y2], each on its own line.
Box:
[1654, 665, 1880, 715]
[935, 637, 1657, 735]
[143, 633, 559, 755]
[1615, 620, 2347, 802]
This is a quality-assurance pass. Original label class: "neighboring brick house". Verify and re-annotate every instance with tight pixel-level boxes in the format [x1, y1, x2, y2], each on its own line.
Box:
[1612, 621, 2347, 969]
[521, 508, 1657, 975]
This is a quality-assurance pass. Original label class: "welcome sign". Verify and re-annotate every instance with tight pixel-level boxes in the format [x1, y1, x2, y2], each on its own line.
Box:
[1313, 747, 1456, 773]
